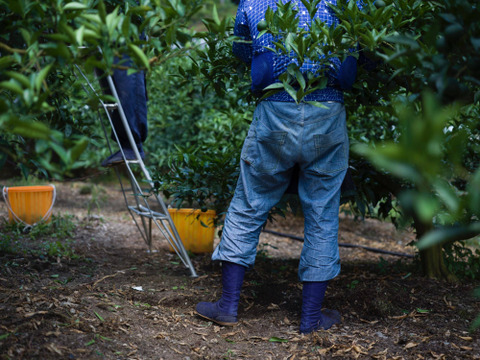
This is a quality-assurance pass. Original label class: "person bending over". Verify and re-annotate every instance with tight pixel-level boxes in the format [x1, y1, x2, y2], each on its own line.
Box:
[195, 0, 362, 334]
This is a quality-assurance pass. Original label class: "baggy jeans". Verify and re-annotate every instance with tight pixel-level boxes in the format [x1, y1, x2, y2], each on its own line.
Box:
[212, 101, 348, 282]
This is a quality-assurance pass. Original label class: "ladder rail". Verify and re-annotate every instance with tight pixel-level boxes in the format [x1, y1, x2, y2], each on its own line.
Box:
[74, 66, 153, 248]
[102, 73, 197, 270]
[73, 64, 198, 277]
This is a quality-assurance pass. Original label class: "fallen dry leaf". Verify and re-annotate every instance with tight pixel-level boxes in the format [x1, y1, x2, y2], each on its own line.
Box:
[430, 351, 446, 359]
[404, 342, 418, 349]
[93, 272, 120, 287]
[126, 349, 138, 356]
[192, 275, 208, 283]
[24, 311, 48, 318]
[389, 314, 408, 320]
[168, 346, 183, 355]
[45, 343, 63, 355]
[372, 348, 388, 359]
[154, 332, 169, 339]
[267, 303, 280, 310]
[194, 331, 208, 336]
[221, 331, 238, 337]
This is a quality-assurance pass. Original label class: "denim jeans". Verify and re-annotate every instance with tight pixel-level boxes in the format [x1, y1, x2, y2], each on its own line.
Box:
[212, 101, 348, 282]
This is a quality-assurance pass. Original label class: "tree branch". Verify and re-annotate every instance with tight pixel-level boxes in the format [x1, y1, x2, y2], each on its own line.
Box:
[0, 42, 27, 54]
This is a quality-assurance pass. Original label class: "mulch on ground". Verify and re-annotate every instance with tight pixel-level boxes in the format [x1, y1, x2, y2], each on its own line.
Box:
[0, 181, 479, 359]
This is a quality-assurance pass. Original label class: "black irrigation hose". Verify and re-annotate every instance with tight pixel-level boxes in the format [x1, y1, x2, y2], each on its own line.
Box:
[262, 229, 415, 258]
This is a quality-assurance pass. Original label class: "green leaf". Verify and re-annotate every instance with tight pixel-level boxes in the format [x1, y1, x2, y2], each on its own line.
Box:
[69, 138, 89, 162]
[417, 223, 480, 250]
[0, 333, 10, 340]
[106, 9, 120, 34]
[94, 311, 104, 322]
[268, 337, 288, 343]
[98, 0, 107, 23]
[121, 14, 131, 37]
[165, 26, 176, 46]
[0, 81, 24, 95]
[212, 4, 220, 26]
[468, 169, 480, 215]
[6, 119, 52, 140]
[63, 2, 88, 11]
[263, 83, 284, 91]
[35, 64, 53, 91]
[49, 141, 70, 165]
[295, 69, 306, 90]
[433, 180, 459, 213]
[475, 90, 480, 104]
[0, 56, 15, 70]
[306, 101, 328, 108]
[76, 25, 85, 46]
[19, 163, 30, 180]
[5, 71, 30, 88]
[8, 0, 25, 16]
[416, 308, 431, 314]
[282, 81, 298, 102]
[414, 194, 439, 224]
[99, 335, 113, 342]
[128, 44, 150, 70]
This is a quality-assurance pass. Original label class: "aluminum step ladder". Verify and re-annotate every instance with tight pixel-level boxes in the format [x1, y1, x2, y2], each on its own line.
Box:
[74, 64, 198, 277]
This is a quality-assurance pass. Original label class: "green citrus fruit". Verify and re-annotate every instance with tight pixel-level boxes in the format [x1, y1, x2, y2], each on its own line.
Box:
[257, 20, 268, 32]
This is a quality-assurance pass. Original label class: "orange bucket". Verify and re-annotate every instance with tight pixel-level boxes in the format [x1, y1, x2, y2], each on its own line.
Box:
[2, 185, 56, 226]
[168, 208, 216, 254]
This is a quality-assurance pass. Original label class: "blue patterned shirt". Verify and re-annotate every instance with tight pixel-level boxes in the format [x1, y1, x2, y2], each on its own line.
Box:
[233, 0, 360, 102]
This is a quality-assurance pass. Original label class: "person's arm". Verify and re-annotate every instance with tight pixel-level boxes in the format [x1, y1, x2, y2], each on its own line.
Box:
[232, 0, 253, 63]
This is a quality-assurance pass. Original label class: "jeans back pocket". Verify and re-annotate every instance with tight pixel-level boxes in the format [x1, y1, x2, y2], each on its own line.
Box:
[241, 121, 287, 174]
[313, 125, 348, 174]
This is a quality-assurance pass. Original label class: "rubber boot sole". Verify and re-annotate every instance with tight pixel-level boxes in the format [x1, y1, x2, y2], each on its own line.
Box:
[194, 310, 238, 326]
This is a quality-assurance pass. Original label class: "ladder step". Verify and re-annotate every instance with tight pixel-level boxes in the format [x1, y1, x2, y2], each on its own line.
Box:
[128, 205, 169, 220]
[103, 103, 118, 111]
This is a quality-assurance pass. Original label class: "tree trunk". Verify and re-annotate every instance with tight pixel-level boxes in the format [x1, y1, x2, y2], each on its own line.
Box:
[419, 244, 456, 281]
[414, 217, 457, 281]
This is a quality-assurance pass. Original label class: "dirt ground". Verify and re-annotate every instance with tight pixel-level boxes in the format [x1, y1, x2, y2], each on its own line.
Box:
[0, 179, 479, 359]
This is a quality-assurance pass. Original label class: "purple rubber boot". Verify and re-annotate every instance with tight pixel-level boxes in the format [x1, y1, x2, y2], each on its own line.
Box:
[299, 281, 341, 334]
[195, 261, 246, 326]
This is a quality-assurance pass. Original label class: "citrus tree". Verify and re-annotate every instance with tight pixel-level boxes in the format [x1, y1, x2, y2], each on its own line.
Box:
[219, 0, 480, 279]
[337, 0, 480, 279]
[2, 0, 479, 282]
[0, 0, 201, 178]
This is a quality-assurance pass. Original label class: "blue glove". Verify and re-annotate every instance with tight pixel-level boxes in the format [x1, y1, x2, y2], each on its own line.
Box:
[337, 55, 358, 90]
